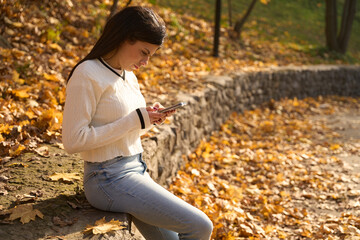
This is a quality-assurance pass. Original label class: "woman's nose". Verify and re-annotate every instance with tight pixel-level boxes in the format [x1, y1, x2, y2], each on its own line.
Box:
[140, 56, 149, 66]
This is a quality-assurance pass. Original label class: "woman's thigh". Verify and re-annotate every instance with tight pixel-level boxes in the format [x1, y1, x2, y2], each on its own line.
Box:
[109, 173, 211, 234]
[84, 156, 212, 239]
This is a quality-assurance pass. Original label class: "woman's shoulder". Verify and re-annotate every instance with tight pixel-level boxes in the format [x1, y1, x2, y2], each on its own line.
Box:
[75, 59, 103, 78]
[71, 59, 117, 87]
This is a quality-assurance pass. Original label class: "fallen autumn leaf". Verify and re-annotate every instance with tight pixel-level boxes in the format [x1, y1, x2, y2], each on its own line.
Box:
[83, 217, 126, 235]
[7, 204, 44, 224]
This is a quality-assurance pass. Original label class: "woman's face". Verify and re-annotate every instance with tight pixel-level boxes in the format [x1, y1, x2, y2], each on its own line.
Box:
[113, 40, 160, 71]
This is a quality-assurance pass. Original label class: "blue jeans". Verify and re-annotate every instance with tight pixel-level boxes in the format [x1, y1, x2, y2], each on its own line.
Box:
[83, 153, 213, 240]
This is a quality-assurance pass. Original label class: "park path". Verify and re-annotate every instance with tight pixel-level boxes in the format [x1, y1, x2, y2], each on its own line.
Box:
[311, 105, 360, 214]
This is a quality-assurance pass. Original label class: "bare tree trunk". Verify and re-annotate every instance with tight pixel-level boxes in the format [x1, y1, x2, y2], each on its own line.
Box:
[325, 0, 338, 51]
[233, 0, 257, 38]
[337, 0, 357, 53]
[325, 0, 357, 54]
[108, 0, 119, 20]
[108, 0, 132, 21]
[227, 0, 233, 27]
[213, 0, 221, 57]
[125, 0, 132, 7]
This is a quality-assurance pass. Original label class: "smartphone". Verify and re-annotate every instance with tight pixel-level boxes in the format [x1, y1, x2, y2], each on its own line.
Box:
[158, 102, 187, 113]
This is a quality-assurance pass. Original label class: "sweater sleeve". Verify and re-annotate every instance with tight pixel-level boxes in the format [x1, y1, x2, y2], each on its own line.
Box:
[62, 73, 150, 154]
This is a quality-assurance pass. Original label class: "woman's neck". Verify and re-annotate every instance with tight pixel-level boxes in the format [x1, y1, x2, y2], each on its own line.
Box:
[102, 51, 123, 71]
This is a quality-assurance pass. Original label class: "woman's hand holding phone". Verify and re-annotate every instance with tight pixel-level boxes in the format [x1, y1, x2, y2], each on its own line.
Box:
[147, 102, 185, 125]
[146, 103, 170, 125]
[146, 106, 165, 125]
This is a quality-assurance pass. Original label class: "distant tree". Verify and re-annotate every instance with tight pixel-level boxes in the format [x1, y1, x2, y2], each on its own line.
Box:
[213, 0, 222, 57]
[213, 0, 269, 56]
[233, 0, 257, 39]
[325, 0, 357, 54]
[230, 0, 269, 39]
[108, 0, 132, 20]
[227, 0, 233, 27]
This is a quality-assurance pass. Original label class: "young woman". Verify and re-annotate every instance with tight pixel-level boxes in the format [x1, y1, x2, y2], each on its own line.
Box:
[62, 6, 213, 240]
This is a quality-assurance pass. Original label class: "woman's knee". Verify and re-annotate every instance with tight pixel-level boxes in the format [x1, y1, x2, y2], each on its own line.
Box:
[199, 215, 213, 237]
[190, 213, 213, 239]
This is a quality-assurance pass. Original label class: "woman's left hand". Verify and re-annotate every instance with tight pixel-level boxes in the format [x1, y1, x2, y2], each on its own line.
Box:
[152, 102, 176, 125]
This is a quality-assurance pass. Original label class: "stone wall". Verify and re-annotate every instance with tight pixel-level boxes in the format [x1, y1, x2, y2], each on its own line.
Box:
[142, 65, 360, 186]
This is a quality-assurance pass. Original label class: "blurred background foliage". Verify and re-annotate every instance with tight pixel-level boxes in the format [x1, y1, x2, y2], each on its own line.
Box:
[152, 0, 360, 61]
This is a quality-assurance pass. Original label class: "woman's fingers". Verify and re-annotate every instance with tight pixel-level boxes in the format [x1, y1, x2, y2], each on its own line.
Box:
[147, 111, 166, 124]
[147, 105, 177, 125]
[153, 102, 164, 111]
[146, 106, 156, 112]
[166, 109, 176, 116]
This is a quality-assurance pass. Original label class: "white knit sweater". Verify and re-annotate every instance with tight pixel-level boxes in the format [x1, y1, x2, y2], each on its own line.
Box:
[62, 59, 151, 162]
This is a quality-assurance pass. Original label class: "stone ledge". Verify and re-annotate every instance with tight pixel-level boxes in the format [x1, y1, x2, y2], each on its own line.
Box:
[48, 209, 135, 240]
[0, 207, 139, 240]
[144, 65, 360, 186]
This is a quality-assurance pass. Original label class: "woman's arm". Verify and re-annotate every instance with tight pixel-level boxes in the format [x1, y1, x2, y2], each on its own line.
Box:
[62, 75, 151, 154]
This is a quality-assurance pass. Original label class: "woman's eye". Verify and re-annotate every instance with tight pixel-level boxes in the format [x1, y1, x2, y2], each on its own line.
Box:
[141, 51, 148, 56]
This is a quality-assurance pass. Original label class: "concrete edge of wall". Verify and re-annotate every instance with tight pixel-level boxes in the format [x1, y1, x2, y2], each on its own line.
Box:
[142, 65, 360, 186]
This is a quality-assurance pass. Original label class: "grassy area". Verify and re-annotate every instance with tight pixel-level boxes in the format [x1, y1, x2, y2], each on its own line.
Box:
[153, 0, 360, 61]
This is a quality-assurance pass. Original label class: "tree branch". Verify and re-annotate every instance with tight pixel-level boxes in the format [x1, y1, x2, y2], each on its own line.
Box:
[233, 0, 257, 38]
[108, 0, 132, 21]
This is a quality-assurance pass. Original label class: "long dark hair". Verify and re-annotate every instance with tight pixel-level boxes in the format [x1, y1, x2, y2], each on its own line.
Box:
[67, 6, 166, 83]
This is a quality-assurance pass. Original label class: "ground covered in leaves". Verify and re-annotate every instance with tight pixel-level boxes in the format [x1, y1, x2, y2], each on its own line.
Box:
[0, 96, 359, 240]
[1, 0, 359, 161]
[1, 0, 360, 239]
[169, 96, 360, 239]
